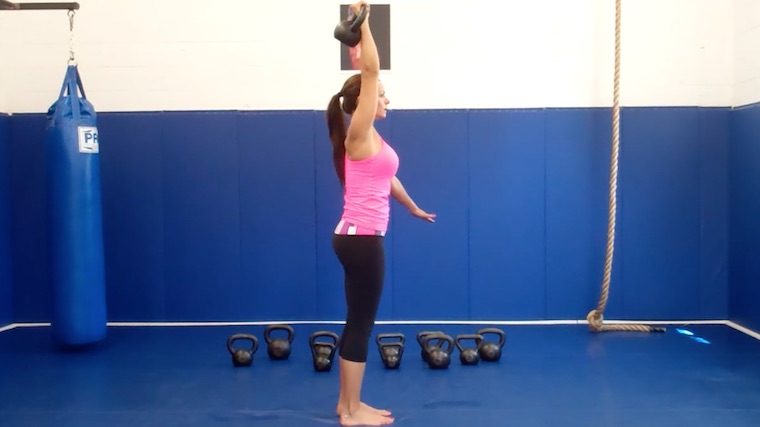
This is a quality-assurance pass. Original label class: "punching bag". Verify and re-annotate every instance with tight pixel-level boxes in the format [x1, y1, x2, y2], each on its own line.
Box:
[45, 64, 107, 347]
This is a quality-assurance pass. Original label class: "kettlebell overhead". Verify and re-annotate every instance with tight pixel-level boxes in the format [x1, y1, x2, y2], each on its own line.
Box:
[333, 4, 368, 47]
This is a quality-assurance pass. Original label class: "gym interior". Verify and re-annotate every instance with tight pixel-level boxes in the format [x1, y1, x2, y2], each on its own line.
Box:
[1, 0, 759, 426]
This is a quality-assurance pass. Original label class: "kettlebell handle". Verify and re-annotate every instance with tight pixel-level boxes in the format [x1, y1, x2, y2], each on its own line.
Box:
[476, 328, 506, 347]
[422, 333, 454, 354]
[309, 330, 339, 359]
[455, 334, 483, 352]
[349, 5, 368, 32]
[376, 333, 405, 346]
[309, 331, 339, 347]
[416, 330, 443, 346]
[227, 333, 258, 355]
[264, 324, 295, 344]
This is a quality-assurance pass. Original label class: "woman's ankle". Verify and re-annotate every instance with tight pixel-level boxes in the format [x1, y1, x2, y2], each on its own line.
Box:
[336, 395, 360, 415]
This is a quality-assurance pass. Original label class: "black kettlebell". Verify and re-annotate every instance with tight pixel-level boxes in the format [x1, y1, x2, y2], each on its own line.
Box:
[476, 328, 506, 362]
[455, 334, 483, 366]
[333, 5, 368, 47]
[422, 333, 454, 370]
[416, 330, 445, 362]
[376, 333, 405, 370]
[310, 331, 339, 372]
[264, 324, 294, 361]
[227, 333, 259, 367]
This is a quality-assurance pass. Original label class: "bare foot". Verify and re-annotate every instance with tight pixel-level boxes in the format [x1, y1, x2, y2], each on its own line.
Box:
[337, 402, 391, 417]
[340, 406, 394, 426]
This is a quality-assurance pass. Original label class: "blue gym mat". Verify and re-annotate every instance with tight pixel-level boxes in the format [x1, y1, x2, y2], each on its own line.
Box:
[1, 323, 759, 426]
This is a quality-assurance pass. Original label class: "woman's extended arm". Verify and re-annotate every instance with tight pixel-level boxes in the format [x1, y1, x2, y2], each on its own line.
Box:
[345, 1, 380, 146]
[391, 176, 436, 223]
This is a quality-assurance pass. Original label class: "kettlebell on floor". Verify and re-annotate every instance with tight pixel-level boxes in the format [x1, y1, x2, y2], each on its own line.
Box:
[416, 330, 445, 362]
[264, 324, 295, 361]
[310, 331, 340, 372]
[227, 333, 259, 367]
[376, 333, 405, 369]
[455, 334, 484, 366]
[476, 328, 506, 362]
[422, 333, 454, 370]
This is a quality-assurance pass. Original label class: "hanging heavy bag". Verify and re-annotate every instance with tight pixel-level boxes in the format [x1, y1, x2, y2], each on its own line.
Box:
[45, 64, 107, 347]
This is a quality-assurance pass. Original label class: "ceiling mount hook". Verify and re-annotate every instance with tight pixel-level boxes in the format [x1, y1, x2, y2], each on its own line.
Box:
[1, 1, 80, 11]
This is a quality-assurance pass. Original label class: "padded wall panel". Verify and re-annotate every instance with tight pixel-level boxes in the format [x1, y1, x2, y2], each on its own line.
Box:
[98, 113, 166, 321]
[620, 108, 702, 319]
[237, 112, 318, 321]
[314, 112, 348, 321]
[468, 109, 547, 320]
[9, 114, 49, 322]
[6, 107, 734, 323]
[161, 112, 242, 321]
[0, 115, 11, 325]
[698, 108, 729, 320]
[544, 109, 621, 319]
[729, 102, 760, 331]
[389, 111, 469, 320]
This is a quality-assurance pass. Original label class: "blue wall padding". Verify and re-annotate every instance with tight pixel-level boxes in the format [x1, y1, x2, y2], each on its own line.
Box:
[7, 107, 731, 323]
[237, 112, 318, 321]
[97, 113, 165, 321]
[0, 114, 11, 326]
[390, 110, 470, 320]
[9, 114, 49, 322]
[621, 108, 704, 319]
[544, 108, 616, 319]
[160, 112, 242, 321]
[697, 108, 730, 320]
[729, 102, 760, 332]
[467, 109, 548, 320]
[314, 110, 350, 321]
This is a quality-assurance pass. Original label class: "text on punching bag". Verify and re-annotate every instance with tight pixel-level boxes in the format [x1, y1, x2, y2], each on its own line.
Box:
[78, 126, 99, 154]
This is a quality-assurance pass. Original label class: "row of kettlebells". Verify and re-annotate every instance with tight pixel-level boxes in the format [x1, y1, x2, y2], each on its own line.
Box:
[412, 328, 506, 370]
[225, 325, 507, 372]
[226, 324, 341, 372]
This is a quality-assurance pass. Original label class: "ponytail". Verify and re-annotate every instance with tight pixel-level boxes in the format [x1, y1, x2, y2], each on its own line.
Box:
[326, 93, 347, 186]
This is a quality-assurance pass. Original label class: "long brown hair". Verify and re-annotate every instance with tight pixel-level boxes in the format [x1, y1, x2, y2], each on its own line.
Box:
[326, 73, 362, 186]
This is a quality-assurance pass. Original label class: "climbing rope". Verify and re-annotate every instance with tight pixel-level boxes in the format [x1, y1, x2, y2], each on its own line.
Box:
[586, 0, 665, 334]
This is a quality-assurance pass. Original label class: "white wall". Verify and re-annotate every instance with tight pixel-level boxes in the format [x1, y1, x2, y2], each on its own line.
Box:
[0, 18, 9, 114]
[734, 0, 760, 107]
[0, 73, 8, 114]
[0, 0, 735, 113]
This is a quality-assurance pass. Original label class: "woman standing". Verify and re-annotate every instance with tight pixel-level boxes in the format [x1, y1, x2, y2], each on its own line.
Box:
[325, 2, 436, 425]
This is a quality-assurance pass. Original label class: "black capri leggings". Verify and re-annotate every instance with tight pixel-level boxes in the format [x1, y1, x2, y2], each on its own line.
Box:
[332, 234, 385, 363]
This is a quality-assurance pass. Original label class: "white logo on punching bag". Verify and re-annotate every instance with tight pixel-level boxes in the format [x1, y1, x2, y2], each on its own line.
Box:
[78, 126, 99, 154]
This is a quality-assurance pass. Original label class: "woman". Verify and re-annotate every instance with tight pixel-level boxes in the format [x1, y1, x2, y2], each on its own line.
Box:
[325, 2, 436, 426]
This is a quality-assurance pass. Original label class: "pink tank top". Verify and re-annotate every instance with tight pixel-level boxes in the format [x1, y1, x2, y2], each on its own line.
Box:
[339, 137, 399, 233]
